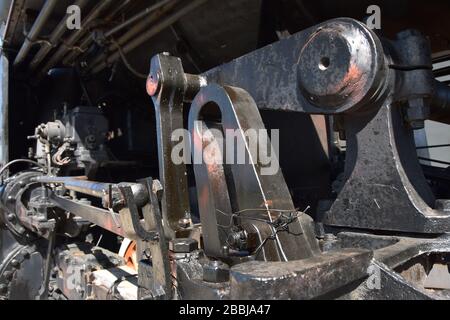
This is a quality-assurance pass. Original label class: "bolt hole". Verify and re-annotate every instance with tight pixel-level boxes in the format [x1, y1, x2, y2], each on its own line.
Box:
[319, 57, 330, 71]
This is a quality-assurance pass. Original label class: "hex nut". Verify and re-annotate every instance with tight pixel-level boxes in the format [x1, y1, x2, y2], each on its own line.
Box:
[203, 261, 230, 283]
[169, 238, 198, 253]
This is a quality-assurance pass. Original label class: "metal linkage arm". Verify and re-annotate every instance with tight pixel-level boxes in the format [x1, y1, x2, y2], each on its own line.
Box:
[147, 53, 206, 238]
[188, 84, 320, 261]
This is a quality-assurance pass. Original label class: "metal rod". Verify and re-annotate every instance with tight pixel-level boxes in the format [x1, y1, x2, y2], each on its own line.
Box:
[49, 193, 125, 237]
[2, 0, 26, 52]
[62, 0, 137, 66]
[14, 0, 58, 66]
[87, 0, 180, 72]
[29, 0, 90, 71]
[430, 80, 450, 124]
[0, 54, 8, 169]
[106, 0, 173, 38]
[39, 229, 56, 300]
[32, 176, 149, 208]
[33, 176, 110, 198]
[36, 0, 115, 80]
[91, 0, 207, 74]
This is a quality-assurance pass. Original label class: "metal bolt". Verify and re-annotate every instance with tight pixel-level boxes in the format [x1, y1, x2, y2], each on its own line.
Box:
[203, 261, 230, 283]
[10, 259, 20, 269]
[169, 238, 198, 253]
[146, 72, 161, 97]
[178, 218, 191, 229]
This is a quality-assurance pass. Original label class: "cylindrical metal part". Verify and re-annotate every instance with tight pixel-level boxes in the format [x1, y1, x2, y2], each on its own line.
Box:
[14, 0, 58, 66]
[61, 0, 137, 66]
[32, 176, 110, 198]
[31, 176, 149, 208]
[29, 0, 90, 71]
[0, 54, 9, 168]
[106, 0, 173, 38]
[36, 0, 114, 80]
[431, 80, 450, 124]
[91, 0, 207, 74]
[87, 0, 180, 72]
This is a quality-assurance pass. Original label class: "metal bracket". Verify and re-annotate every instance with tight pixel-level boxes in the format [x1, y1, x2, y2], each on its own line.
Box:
[188, 84, 320, 261]
[147, 53, 206, 238]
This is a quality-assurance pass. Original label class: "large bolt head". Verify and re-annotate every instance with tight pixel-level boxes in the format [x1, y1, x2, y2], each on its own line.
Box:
[297, 19, 385, 113]
[146, 72, 160, 96]
[203, 261, 230, 283]
[169, 238, 198, 253]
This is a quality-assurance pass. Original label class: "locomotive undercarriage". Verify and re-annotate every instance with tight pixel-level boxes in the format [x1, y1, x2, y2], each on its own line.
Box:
[1, 1, 450, 300]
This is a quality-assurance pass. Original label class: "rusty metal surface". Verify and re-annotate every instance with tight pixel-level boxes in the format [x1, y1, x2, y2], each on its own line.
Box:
[204, 18, 385, 114]
[229, 248, 372, 299]
[189, 84, 320, 261]
[148, 53, 196, 238]
[49, 193, 125, 238]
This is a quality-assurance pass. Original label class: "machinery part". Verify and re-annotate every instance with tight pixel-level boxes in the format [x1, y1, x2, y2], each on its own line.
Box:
[119, 185, 159, 242]
[136, 178, 173, 300]
[323, 30, 450, 233]
[89, 266, 138, 300]
[54, 243, 125, 300]
[0, 230, 46, 300]
[229, 248, 372, 299]
[0, 54, 8, 168]
[169, 238, 199, 253]
[147, 53, 206, 238]
[118, 239, 137, 270]
[86, 0, 180, 74]
[204, 18, 386, 114]
[32, 176, 149, 210]
[431, 80, 450, 124]
[297, 19, 386, 112]
[60, 0, 138, 67]
[337, 232, 450, 299]
[38, 229, 56, 299]
[36, 0, 115, 81]
[323, 98, 450, 233]
[202, 260, 230, 283]
[48, 193, 125, 237]
[91, 0, 208, 74]
[0, 170, 50, 238]
[189, 84, 320, 261]
[28, 107, 111, 177]
[13, 0, 58, 66]
[28, 0, 90, 71]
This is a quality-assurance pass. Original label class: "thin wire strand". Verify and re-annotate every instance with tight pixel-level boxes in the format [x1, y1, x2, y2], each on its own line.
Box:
[215, 206, 309, 257]
[110, 38, 148, 79]
[0, 159, 47, 178]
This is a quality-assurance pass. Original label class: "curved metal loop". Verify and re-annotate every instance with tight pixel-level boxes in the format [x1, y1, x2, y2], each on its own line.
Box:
[188, 84, 320, 261]
[119, 185, 159, 242]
